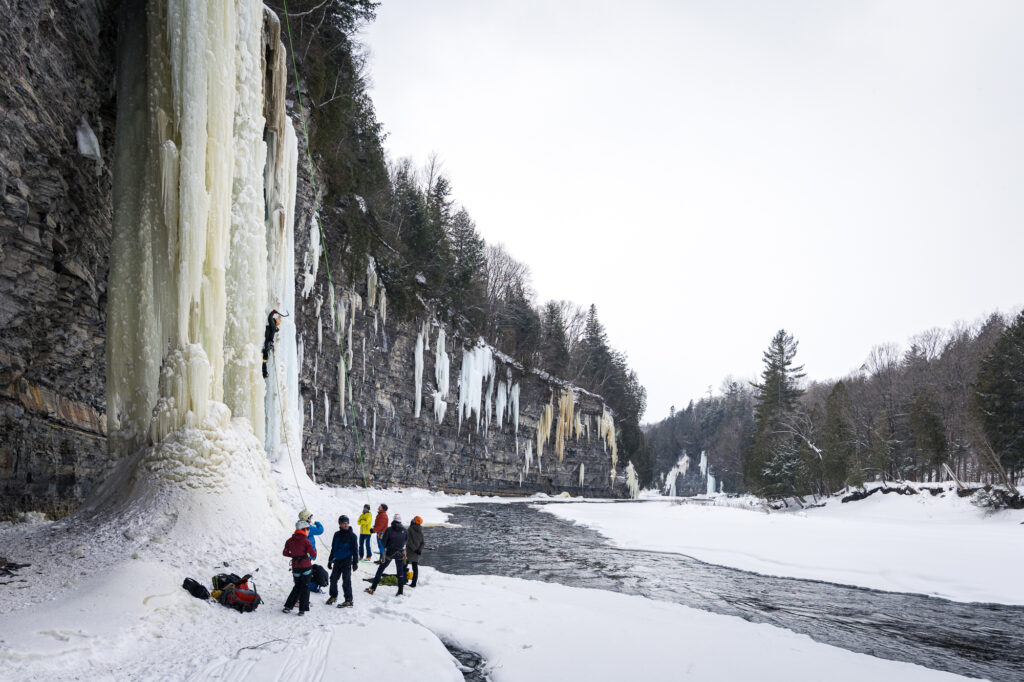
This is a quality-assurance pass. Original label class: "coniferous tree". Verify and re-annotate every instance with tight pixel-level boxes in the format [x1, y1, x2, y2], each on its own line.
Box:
[973, 310, 1024, 479]
[745, 330, 806, 494]
[821, 381, 859, 490]
[908, 389, 948, 478]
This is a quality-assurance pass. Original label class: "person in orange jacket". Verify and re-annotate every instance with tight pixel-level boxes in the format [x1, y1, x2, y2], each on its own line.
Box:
[372, 504, 389, 563]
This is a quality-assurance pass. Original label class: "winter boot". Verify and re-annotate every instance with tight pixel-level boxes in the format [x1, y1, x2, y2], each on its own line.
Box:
[326, 596, 336, 605]
[282, 607, 292, 613]
[364, 587, 374, 595]
[338, 600, 353, 608]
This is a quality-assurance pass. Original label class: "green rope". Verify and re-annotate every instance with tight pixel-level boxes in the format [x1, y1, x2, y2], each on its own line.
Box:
[281, 0, 371, 503]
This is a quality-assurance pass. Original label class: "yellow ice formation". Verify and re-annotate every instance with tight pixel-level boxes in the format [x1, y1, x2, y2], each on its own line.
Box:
[599, 406, 618, 471]
[536, 399, 554, 458]
[554, 390, 575, 463]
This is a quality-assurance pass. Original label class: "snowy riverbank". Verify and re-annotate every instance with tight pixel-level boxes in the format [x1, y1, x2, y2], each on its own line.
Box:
[543, 485, 1024, 605]
[0, 477, 975, 681]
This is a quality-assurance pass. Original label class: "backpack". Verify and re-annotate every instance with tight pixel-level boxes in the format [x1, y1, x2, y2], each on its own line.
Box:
[311, 563, 329, 588]
[182, 577, 210, 600]
[218, 583, 263, 613]
[212, 573, 243, 591]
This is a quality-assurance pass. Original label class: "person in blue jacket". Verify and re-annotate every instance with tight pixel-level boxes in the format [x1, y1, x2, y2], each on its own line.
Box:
[326, 515, 359, 606]
[299, 509, 325, 593]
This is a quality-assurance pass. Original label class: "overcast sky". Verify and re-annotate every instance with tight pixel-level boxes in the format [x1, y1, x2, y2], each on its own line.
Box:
[361, 0, 1024, 422]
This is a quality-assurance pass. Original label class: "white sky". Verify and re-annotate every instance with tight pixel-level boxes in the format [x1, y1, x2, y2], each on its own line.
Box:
[361, 0, 1024, 421]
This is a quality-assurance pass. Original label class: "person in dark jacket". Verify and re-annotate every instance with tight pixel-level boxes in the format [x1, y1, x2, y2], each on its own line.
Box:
[366, 514, 408, 596]
[372, 504, 389, 563]
[282, 520, 316, 614]
[406, 515, 425, 588]
[326, 515, 359, 607]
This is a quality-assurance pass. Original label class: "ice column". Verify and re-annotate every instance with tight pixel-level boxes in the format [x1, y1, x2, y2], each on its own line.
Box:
[414, 328, 424, 418]
[108, 0, 271, 456]
[625, 461, 640, 499]
[457, 341, 494, 432]
[224, 0, 270, 440]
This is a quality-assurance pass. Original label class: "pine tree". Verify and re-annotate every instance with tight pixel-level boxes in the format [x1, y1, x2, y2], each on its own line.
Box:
[973, 310, 1024, 479]
[744, 330, 806, 493]
[539, 301, 571, 377]
[821, 381, 858, 490]
[908, 389, 947, 478]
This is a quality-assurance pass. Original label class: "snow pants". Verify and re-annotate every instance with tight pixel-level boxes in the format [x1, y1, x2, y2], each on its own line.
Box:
[370, 555, 406, 594]
[329, 562, 354, 602]
[285, 570, 311, 612]
[359, 533, 373, 559]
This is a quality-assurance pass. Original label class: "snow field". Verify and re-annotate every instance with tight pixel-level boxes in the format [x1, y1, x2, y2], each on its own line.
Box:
[543, 491, 1024, 605]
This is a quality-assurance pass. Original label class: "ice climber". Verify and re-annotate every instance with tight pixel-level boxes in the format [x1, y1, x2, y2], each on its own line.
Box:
[282, 520, 316, 615]
[298, 509, 325, 592]
[366, 513, 408, 596]
[406, 515, 425, 588]
[326, 515, 359, 607]
[357, 504, 374, 561]
[372, 503, 389, 563]
[262, 310, 283, 378]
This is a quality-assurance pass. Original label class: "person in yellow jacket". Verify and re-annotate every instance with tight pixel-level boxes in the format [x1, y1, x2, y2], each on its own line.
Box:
[357, 504, 374, 561]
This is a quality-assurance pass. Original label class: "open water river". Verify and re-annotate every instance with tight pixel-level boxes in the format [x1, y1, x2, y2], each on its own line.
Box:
[428, 502, 1024, 681]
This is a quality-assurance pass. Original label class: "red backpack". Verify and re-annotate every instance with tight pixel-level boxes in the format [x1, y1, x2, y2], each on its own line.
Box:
[219, 583, 262, 612]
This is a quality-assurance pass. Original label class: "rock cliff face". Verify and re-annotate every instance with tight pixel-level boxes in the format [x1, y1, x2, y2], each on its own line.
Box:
[0, 0, 118, 517]
[0, 2, 623, 518]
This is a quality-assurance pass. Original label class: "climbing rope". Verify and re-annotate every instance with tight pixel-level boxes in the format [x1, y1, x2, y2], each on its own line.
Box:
[280, 0, 372, 506]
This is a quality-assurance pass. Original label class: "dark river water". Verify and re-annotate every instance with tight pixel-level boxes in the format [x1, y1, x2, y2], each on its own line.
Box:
[427, 502, 1024, 681]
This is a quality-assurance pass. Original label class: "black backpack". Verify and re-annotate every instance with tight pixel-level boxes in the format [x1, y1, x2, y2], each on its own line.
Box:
[311, 564, 329, 588]
[212, 573, 243, 591]
[182, 577, 210, 600]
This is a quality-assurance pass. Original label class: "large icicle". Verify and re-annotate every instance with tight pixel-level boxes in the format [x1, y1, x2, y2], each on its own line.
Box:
[495, 380, 508, 431]
[510, 382, 520, 437]
[224, 0, 269, 440]
[663, 453, 690, 496]
[554, 389, 575, 462]
[414, 328, 424, 418]
[263, 114, 301, 464]
[598, 406, 618, 472]
[536, 399, 554, 458]
[625, 461, 640, 499]
[432, 326, 450, 424]
[456, 341, 494, 432]
[107, 0, 251, 456]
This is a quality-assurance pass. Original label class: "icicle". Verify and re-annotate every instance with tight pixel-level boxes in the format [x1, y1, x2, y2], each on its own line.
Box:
[495, 380, 508, 431]
[510, 382, 520, 436]
[457, 341, 494, 432]
[372, 408, 377, 448]
[328, 284, 337, 337]
[435, 327, 450, 398]
[423, 321, 430, 351]
[536, 399, 554, 458]
[626, 461, 640, 499]
[525, 440, 533, 472]
[347, 320, 354, 371]
[699, 451, 708, 477]
[707, 470, 717, 496]
[366, 256, 378, 308]
[433, 390, 448, 423]
[324, 392, 330, 431]
[379, 286, 387, 326]
[598, 406, 618, 471]
[338, 352, 346, 422]
[579, 463, 585, 488]
[484, 359, 496, 436]
[414, 329, 424, 418]
[361, 337, 366, 382]
[336, 294, 345, 346]
[317, 312, 322, 350]
[554, 390, 575, 462]
[663, 453, 690, 496]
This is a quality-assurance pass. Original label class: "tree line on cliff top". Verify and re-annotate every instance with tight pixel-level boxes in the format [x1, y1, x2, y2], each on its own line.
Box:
[647, 311, 1024, 498]
[266, 0, 653, 483]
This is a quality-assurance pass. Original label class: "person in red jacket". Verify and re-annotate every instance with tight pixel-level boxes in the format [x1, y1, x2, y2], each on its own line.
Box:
[372, 504, 389, 564]
[282, 520, 316, 615]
